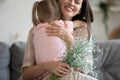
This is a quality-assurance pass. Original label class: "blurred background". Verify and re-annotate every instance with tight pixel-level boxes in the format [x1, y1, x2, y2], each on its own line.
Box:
[90, 0, 120, 42]
[0, 0, 120, 44]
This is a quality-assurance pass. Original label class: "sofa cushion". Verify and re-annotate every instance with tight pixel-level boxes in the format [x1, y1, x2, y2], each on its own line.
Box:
[10, 42, 26, 80]
[0, 42, 10, 80]
[93, 39, 120, 80]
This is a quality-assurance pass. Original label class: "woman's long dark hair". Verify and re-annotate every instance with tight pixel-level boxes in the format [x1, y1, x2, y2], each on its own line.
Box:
[72, 0, 94, 23]
[72, 0, 94, 40]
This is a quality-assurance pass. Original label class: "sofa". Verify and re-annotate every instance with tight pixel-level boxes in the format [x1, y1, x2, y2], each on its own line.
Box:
[0, 41, 26, 80]
[93, 39, 120, 80]
[0, 39, 120, 80]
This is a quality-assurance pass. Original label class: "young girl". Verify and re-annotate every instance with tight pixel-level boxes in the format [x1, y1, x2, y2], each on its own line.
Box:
[22, 0, 97, 80]
[32, 0, 75, 65]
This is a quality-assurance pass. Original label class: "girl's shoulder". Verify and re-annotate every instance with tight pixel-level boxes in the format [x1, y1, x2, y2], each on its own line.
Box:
[33, 23, 50, 32]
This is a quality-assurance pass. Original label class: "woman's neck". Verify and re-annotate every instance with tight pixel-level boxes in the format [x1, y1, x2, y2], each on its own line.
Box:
[61, 16, 72, 21]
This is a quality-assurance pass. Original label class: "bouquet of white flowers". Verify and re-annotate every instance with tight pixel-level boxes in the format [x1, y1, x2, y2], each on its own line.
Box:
[49, 39, 94, 80]
[64, 39, 93, 72]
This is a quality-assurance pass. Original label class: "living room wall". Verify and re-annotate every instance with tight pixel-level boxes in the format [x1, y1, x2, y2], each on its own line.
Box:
[0, 0, 120, 44]
[0, 0, 34, 44]
[92, 7, 120, 41]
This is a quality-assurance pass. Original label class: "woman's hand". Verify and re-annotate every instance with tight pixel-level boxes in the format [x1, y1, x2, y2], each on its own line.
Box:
[45, 23, 74, 47]
[45, 61, 70, 77]
[45, 23, 68, 40]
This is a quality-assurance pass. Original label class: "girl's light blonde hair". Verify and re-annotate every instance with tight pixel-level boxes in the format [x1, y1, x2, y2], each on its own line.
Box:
[32, 0, 60, 26]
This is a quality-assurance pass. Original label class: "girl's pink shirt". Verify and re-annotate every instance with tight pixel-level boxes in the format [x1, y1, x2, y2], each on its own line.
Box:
[32, 20, 73, 64]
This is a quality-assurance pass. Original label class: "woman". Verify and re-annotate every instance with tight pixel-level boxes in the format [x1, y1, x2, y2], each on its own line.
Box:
[22, 0, 94, 80]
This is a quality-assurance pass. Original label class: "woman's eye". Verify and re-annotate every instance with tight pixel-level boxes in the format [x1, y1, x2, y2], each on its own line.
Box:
[75, 0, 81, 4]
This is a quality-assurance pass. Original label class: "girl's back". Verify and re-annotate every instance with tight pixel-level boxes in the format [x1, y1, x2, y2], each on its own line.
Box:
[33, 20, 73, 64]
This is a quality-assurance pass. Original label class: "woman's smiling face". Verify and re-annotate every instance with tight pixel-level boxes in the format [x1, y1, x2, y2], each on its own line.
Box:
[59, 0, 83, 20]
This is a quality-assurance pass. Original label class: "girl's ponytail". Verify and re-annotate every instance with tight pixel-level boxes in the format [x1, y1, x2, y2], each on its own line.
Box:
[32, 1, 40, 26]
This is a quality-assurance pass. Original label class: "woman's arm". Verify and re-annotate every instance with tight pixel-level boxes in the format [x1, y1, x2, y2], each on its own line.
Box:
[22, 62, 47, 80]
[45, 20, 88, 47]
[22, 28, 70, 80]
[23, 61, 70, 80]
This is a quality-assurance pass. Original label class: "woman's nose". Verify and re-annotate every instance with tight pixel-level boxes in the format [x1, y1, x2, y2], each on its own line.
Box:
[69, 0, 75, 5]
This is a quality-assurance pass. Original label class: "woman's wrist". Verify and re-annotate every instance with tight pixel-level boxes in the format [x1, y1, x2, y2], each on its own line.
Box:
[64, 32, 74, 48]
[42, 61, 54, 72]
[41, 62, 50, 71]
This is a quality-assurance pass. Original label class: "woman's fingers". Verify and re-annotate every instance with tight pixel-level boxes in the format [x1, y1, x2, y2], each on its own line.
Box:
[61, 63, 70, 69]
[45, 27, 60, 34]
[45, 26, 68, 39]
[49, 61, 70, 77]
[46, 25, 60, 30]
[55, 66, 69, 77]
[45, 28, 59, 34]
[45, 27, 65, 40]
[50, 21, 62, 28]
[58, 63, 70, 76]
[59, 67, 69, 74]
[55, 71, 65, 77]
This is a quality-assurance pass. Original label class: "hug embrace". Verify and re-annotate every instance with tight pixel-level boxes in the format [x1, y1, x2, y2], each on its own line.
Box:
[20, 0, 97, 80]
